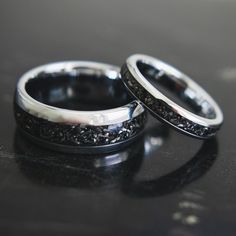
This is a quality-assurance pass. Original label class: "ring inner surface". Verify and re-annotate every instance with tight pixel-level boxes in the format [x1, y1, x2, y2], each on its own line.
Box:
[25, 68, 132, 111]
[137, 61, 216, 119]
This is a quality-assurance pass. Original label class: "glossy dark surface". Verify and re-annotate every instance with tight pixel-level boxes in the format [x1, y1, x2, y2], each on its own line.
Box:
[0, 0, 235, 235]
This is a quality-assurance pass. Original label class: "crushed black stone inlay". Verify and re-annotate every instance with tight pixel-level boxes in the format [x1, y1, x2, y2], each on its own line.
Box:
[14, 103, 147, 146]
[121, 64, 218, 138]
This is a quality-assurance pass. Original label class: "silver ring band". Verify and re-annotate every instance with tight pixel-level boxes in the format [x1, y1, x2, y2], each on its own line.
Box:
[14, 61, 146, 152]
[121, 54, 223, 139]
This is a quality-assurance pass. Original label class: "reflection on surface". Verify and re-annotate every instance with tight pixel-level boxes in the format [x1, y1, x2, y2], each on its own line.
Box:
[14, 123, 217, 196]
[15, 131, 143, 189]
[122, 138, 218, 198]
[14, 124, 168, 189]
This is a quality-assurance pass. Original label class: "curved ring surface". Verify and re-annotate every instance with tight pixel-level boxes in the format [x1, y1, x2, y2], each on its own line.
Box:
[15, 61, 146, 153]
[121, 54, 223, 139]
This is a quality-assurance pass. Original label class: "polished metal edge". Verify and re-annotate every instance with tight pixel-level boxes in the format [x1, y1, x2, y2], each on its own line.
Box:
[121, 54, 223, 139]
[16, 61, 145, 126]
[14, 102, 147, 149]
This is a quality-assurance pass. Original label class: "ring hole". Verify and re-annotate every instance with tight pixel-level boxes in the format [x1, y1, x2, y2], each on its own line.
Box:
[25, 69, 132, 111]
[137, 61, 216, 119]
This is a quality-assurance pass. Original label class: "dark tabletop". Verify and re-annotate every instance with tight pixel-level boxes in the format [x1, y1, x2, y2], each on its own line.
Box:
[0, 0, 236, 235]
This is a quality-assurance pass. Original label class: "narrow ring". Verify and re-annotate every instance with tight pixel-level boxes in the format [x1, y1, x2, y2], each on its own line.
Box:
[121, 54, 223, 139]
[14, 61, 146, 153]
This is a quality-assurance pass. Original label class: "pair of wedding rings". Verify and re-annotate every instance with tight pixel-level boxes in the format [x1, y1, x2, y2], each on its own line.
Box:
[14, 54, 223, 153]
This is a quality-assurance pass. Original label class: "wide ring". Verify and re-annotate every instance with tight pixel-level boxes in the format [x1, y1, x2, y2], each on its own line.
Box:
[14, 61, 146, 153]
[121, 54, 223, 139]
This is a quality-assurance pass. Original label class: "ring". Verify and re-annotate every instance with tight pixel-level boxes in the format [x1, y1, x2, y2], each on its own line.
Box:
[121, 54, 223, 139]
[14, 61, 146, 153]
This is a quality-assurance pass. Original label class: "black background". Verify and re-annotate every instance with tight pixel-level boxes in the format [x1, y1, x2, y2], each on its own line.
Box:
[0, 1, 236, 235]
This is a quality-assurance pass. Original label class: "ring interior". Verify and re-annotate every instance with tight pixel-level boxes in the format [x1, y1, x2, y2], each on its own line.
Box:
[137, 61, 216, 119]
[25, 68, 132, 111]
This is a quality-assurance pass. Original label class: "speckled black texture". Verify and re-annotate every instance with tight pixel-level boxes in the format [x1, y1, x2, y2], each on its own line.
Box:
[121, 64, 218, 138]
[14, 103, 147, 147]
